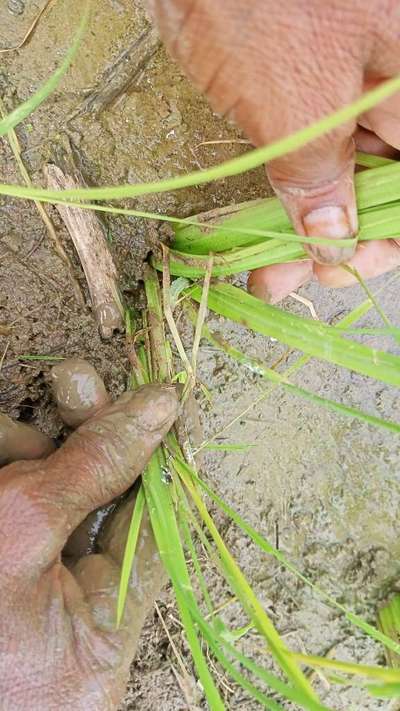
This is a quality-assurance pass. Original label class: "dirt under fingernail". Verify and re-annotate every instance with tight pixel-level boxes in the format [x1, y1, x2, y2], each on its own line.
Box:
[303, 205, 355, 265]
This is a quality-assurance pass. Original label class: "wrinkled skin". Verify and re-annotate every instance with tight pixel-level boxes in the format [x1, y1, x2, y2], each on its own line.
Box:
[148, 0, 400, 302]
[0, 359, 178, 710]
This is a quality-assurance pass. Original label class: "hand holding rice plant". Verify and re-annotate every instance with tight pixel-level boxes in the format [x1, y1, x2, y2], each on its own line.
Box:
[2, 3, 400, 709]
[149, 0, 400, 300]
[0, 359, 178, 710]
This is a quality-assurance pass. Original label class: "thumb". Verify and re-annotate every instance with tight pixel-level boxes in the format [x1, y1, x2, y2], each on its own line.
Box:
[266, 129, 358, 266]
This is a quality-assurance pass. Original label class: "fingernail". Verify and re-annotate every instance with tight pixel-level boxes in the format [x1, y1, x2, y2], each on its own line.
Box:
[303, 206, 355, 265]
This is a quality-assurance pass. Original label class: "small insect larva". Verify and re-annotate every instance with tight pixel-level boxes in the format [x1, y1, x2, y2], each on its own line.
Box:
[7, 0, 25, 16]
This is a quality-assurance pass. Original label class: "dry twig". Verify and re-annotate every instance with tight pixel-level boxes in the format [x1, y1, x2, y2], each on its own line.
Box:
[162, 245, 194, 385]
[45, 163, 124, 338]
[191, 255, 213, 379]
[68, 26, 160, 118]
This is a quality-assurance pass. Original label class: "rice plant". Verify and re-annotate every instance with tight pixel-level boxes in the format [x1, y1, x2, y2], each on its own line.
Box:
[2, 13, 400, 708]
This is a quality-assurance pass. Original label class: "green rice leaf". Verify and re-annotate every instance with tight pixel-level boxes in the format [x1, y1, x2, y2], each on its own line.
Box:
[116, 484, 145, 627]
[172, 163, 400, 254]
[196, 618, 327, 710]
[190, 282, 400, 388]
[355, 151, 395, 168]
[2, 76, 400, 201]
[169, 277, 192, 310]
[197, 618, 332, 711]
[290, 652, 400, 683]
[144, 447, 225, 710]
[173, 457, 320, 704]
[183, 463, 400, 657]
[184, 302, 400, 435]
[378, 595, 400, 667]
[197, 622, 288, 711]
[366, 682, 400, 697]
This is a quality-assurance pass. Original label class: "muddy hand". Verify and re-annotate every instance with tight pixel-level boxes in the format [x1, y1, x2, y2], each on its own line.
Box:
[149, 0, 400, 300]
[0, 358, 178, 711]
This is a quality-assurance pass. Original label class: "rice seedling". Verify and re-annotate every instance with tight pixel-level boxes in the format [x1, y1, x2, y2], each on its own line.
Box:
[2, 14, 400, 707]
[378, 595, 400, 668]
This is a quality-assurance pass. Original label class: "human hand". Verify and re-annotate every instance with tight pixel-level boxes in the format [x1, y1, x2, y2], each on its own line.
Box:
[149, 0, 400, 301]
[0, 359, 178, 711]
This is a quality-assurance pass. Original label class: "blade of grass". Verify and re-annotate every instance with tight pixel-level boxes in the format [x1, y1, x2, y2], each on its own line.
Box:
[139, 275, 226, 708]
[190, 282, 400, 387]
[18, 354, 65, 361]
[116, 484, 145, 627]
[191, 279, 398, 454]
[152, 241, 306, 278]
[143, 448, 225, 710]
[2, 76, 400, 199]
[172, 457, 320, 704]
[183, 301, 400, 435]
[172, 168, 400, 254]
[290, 653, 400, 683]
[196, 617, 332, 711]
[177, 492, 215, 618]
[355, 151, 395, 168]
[342, 265, 395, 335]
[161, 247, 194, 386]
[378, 595, 400, 667]
[365, 682, 400, 698]
[181, 461, 400, 657]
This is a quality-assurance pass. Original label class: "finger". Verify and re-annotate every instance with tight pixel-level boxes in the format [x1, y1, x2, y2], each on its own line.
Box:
[72, 496, 165, 662]
[354, 126, 400, 159]
[314, 239, 400, 287]
[238, 54, 360, 267]
[247, 259, 313, 304]
[0, 414, 55, 465]
[221, 5, 362, 267]
[151, 0, 363, 266]
[266, 141, 358, 267]
[51, 358, 112, 559]
[68, 554, 134, 706]
[1, 384, 178, 578]
[359, 90, 400, 152]
[51, 358, 111, 428]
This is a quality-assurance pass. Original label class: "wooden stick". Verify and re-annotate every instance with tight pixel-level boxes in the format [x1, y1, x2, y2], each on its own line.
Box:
[45, 164, 124, 339]
[69, 26, 160, 118]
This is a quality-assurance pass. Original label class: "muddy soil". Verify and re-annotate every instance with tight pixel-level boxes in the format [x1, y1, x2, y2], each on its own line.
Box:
[1, 2, 400, 710]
